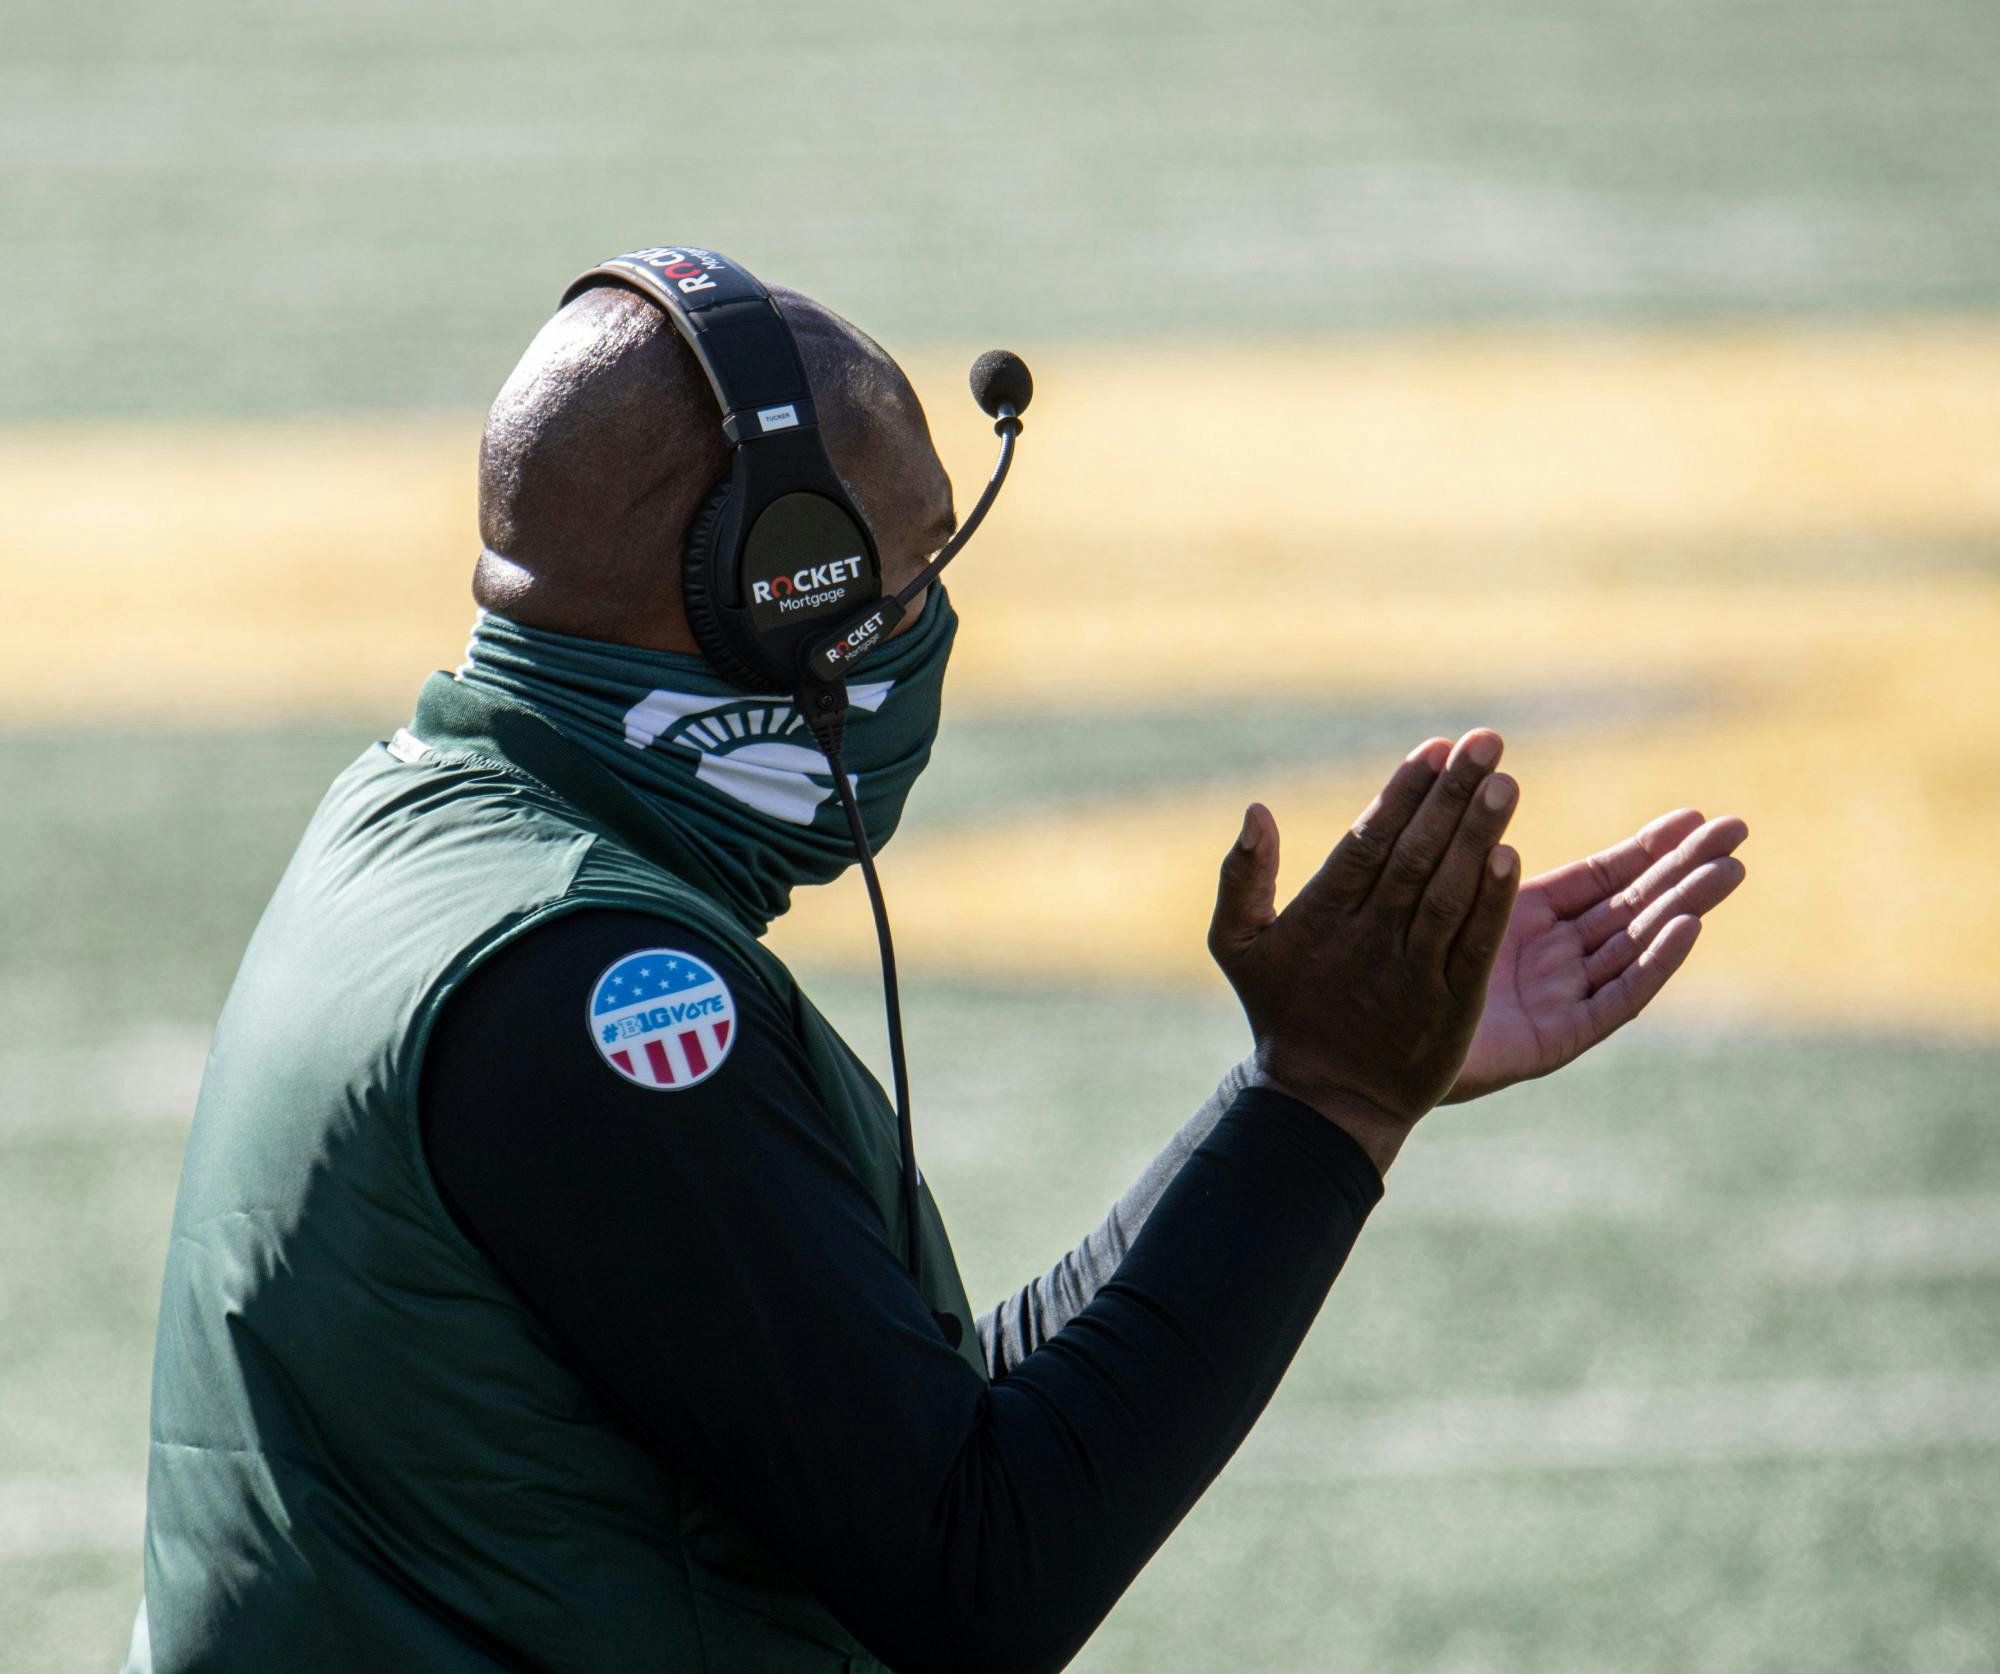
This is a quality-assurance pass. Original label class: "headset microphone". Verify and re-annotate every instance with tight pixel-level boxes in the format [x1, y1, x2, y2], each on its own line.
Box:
[802, 350, 1033, 690]
[969, 349, 1033, 432]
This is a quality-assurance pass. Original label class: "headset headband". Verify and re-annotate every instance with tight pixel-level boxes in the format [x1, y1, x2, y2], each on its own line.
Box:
[561, 247, 820, 445]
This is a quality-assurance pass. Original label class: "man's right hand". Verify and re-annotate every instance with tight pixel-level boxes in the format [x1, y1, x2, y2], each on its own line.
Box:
[1208, 730, 1521, 1175]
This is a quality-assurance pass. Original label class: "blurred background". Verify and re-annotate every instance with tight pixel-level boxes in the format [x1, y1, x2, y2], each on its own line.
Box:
[4, 2, 1998, 1668]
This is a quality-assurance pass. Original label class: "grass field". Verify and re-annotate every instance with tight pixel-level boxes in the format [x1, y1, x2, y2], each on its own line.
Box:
[5, 1, 1999, 420]
[6, 1, 2000, 1668]
[6, 328, 2000, 1669]
[5, 747, 1999, 1668]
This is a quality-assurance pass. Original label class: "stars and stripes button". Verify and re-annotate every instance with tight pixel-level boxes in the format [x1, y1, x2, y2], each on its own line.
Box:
[586, 948, 738, 1091]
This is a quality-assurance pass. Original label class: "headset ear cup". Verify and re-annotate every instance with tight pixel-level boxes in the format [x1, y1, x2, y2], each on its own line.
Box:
[680, 482, 766, 689]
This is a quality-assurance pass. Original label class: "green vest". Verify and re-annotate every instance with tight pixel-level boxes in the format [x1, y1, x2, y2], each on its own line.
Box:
[128, 674, 984, 1674]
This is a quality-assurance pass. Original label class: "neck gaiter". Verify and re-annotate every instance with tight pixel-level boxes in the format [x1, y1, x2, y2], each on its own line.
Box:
[456, 592, 957, 929]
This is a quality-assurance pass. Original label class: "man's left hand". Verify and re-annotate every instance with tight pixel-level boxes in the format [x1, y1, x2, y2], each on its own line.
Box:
[1446, 805, 1749, 1103]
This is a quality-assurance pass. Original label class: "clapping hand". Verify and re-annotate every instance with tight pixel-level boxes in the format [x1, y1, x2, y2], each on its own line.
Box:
[1205, 730, 1748, 1166]
[1207, 730, 1523, 1172]
[1444, 793, 1748, 1103]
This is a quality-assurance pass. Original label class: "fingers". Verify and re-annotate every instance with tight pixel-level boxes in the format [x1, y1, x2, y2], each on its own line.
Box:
[1445, 843, 1521, 996]
[1208, 802, 1281, 965]
[1583, 853, 1746, 988]
[1584, 913, 1702, 1037]
[1531, 807, 1707, 920]
[1409, 769, 1519, 963]
[1299, 737, 1449, 912]
[1575, 814, 1749, 954]
[1368, 729, 1504, 915]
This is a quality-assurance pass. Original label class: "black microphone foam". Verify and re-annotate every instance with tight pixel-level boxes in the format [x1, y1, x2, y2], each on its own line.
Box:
[970, 350, 1034, 418]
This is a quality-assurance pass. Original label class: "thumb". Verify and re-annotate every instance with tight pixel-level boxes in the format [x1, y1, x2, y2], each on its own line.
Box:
[1209, 802, 1280, 965]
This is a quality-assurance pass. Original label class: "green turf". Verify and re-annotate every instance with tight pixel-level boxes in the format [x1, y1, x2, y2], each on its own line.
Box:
[3, 726, 1997, 1671]
[3, 0, 1997, 420]
[9, 4, 1997, 1661]
[1104, 1450, 2000, 1674]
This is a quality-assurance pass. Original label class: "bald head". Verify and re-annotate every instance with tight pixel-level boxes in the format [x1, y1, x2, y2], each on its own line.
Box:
[476, 283, 955, 652]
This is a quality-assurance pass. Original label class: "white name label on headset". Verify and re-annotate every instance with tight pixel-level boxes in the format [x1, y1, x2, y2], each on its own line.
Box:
[756, 404, 800, 432]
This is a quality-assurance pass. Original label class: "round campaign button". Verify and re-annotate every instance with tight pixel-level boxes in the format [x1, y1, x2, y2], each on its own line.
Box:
[586, 948, 738, 1091]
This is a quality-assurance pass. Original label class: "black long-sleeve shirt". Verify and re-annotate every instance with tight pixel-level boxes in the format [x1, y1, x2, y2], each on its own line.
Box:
[976, 1053, 1260, 1379]
[419, 909, 1381, 1674]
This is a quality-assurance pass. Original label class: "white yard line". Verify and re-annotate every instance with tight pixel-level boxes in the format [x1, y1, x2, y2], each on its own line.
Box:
[1238, 1372, 2000, 1482]
[10, 1373, 1997, 1559]
[0, 1476, 144, 1561]
[1758, 1197, 2000, 1283]
[1387, 1133, 1679, 1221]
[0, 1027, 209, 1136]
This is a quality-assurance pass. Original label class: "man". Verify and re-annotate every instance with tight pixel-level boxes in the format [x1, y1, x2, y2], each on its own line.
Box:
[127, 278, 1747, 1674]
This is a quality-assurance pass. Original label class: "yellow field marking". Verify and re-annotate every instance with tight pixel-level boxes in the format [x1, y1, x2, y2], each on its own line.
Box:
[3, 322, 1997, 718]
[925, 321, 2000, 704]
[0, 419, 481, 719]
[775, 584, 2000, 1031]
[3, 323, 1997, 1026]
[822, 324, 2000, 1028]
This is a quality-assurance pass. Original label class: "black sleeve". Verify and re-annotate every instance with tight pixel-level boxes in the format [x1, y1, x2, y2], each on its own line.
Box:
[977, 1056, 1256, 1380]
[420, 909, 1383, 1674]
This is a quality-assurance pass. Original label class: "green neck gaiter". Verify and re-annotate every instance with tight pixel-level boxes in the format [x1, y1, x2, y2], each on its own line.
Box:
[456, 593, 957, 930]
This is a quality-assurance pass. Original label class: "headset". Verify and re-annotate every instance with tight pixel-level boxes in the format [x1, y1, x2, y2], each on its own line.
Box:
[560, 246, 1032, 1326]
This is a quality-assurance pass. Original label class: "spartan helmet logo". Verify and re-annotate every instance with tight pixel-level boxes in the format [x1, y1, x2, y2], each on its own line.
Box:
[620, 681, 894, 825]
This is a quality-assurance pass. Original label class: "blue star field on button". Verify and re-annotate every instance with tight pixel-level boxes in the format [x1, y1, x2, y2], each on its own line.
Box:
[592, 951, 717, 1015]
